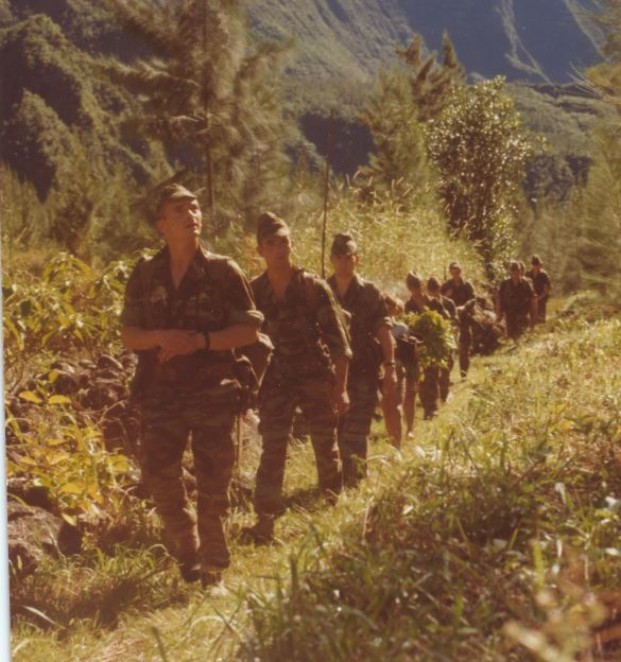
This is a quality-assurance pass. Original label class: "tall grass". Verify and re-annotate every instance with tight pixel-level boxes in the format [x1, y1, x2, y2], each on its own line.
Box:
[10, 314, 621, 660]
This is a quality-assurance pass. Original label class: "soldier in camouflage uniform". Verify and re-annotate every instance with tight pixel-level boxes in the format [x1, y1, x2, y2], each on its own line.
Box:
[525, 255, 552, 323]
[404, 273, 448, 422]
[327, 233, 397, 486]
[426, 277, 457, 403]
[121, 184, 262, 587]
[243, 212, 351, 543]
[440, 261, 476, 379]
[496, 260, 537, 339]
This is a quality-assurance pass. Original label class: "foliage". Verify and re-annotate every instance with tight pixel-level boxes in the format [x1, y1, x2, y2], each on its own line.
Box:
[358, 70, 428, 197]
[238, 316, 621, 662]
[397, 32, 466, 123]
[0, 11, 163, 254]
[285, 184, 484, 293]
[572, 123, 621, 295]
[427, 77, 533, 277]
[102, 0, 295, 231]
[358, 33, 464, 200]
[3, 252, 131, 375]
[403, 309, 455, 369]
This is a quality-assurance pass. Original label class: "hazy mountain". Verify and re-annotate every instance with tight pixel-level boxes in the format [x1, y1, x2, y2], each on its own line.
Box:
[248, 0, 602, 110]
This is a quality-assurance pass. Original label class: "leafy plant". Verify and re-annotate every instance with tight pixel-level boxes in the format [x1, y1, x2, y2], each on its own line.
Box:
[427, 77, 533, 278]
[403, 309, 455, 369]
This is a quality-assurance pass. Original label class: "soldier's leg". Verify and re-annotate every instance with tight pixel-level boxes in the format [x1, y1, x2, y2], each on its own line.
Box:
[254, 382, 297, 518]
[439, 353, 453, 402]
[140, 402, 198, 577]
[337, 377, 379, 487]
[538, 299, 547, 323]
[298, 378, 342, 496]
[188, 391, 238, 574]
[459, 322, 471, 377]
[403, 360, 418, 439]
[419, 366, 440, 419]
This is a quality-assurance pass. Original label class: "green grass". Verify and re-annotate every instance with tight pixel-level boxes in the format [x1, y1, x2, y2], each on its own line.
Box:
[10, 310, 621, 660]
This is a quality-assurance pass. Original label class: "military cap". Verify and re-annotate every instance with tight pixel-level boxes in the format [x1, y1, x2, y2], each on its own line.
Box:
[256, 211, 290, 243]
[330, 232, 357, 256]
[426, 277, 441, 293]
[448, 261, 462, 271]
[531, 254, 542, 266]
[406, 271, 422, 290]
[508, 260, 521, 273]
[152, 183, 197, 222]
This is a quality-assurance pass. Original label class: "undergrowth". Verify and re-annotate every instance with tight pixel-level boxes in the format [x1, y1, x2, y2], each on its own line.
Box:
[9, 313, 621, 661]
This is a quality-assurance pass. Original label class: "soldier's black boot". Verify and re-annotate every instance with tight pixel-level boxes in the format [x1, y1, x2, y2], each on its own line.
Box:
[240, 514, 275, 545]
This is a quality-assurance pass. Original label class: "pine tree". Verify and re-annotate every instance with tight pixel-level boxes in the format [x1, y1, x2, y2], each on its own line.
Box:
[397, 32, 466, 123]
[103, 0, 292, 230]
[359, 32, 465, 198]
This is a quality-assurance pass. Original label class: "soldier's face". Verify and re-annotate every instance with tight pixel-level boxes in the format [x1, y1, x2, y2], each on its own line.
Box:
[156, 198, 202, 243]
[450, 267, 462, 281]
[331, 253, 357, 278]
[258, 234, 292, 266]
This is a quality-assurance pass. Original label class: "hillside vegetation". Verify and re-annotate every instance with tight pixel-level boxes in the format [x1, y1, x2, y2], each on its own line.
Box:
[9, 307, 621, 660]
[4, 1, 621, 658]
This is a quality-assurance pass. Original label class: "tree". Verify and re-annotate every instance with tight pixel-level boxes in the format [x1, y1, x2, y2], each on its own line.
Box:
[103, 0, 293, 230]
[358, 70, 427, 197]
[398, 33, 466, 123]
[426, 77, 532, 277]
[359, 32, 464, 200]
[0, 12, 162, 255]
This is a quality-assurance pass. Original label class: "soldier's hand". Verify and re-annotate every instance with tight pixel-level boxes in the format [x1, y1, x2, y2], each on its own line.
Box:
[331, 388, 350, 417]
[156, 329, 202, 362]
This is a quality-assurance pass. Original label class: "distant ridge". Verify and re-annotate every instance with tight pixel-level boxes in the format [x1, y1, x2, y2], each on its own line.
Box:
[248, 0, 602, 108]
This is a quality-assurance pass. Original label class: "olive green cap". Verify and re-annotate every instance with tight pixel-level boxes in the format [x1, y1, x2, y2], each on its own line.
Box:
[331, 232, 357, 256]
[256, 211, 290, 243]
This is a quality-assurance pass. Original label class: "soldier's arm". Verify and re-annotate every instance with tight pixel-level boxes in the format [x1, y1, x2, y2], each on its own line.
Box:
[217, 259, 264, 348]
[120, 262, 199, 358]
[314, 279, 353, 363]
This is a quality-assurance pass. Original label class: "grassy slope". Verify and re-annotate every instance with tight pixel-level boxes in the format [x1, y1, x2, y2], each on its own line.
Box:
[10, 307, 621, 660]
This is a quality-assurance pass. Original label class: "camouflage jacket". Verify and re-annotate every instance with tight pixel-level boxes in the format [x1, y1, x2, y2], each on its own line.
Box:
[405, 295, 446, 317]
[525, 269, 552, 299]
[498, 277, 535, 317]
[251, 267, 352, 381]
[327, 274, 391, 376]
[440, 278, 475, 307]
[121, 245, 262, 398]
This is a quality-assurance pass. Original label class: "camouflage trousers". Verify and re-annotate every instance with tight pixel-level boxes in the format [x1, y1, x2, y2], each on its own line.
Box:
[419, 366, 440, 419]
[459, 321, 471, 376]
[255, 373, 341, 516]
[338, 373, 380, 487]
[139, 384, 239, 570]
[536, 298, 548, 323]
[506, 313, 529, 340]
[439, 353, 454, 402]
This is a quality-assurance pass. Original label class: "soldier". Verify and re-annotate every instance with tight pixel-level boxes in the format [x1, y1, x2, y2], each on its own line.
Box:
[120, 184, 262, 588]
[440, 262, 476, 379]
[404, 273, 442, 423]
[496, 260, 537, 339]
[525, 255, 552, 323]
[243, 212, 351, 543]
[327, 233, 397, 485]
[382, 293, 405, 446]
[426, 277, 456, 403]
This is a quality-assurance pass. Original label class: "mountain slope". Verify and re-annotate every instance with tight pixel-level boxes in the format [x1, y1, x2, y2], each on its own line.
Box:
[248, 0, 602, 110]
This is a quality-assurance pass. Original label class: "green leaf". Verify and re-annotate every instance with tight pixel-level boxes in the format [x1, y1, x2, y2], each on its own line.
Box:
[48, 395, 72, 405]
[18, 390, 43, 404]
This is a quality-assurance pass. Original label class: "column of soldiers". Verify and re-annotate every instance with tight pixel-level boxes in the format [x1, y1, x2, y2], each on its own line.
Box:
[121, 184, 552, 589]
